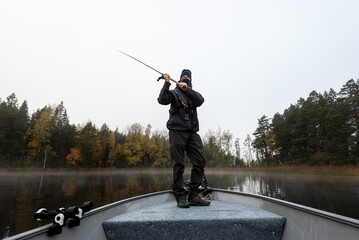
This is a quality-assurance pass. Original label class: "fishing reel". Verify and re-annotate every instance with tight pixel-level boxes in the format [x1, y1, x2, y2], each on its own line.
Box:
[34, 201, 93, 235]
[157, 75, 164, 81]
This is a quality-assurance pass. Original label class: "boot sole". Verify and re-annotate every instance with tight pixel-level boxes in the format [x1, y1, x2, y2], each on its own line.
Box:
[177, 204, 190, 208]
[188, 202, 210, 206]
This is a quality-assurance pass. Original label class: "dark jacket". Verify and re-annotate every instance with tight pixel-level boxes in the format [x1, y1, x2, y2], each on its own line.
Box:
[158, 81, 204, 132]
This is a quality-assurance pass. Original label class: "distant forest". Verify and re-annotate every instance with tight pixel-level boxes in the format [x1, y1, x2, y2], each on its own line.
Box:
[0, 95, 241, 168]
[0, 78, 358, 168]
[252, 79, 359, 166]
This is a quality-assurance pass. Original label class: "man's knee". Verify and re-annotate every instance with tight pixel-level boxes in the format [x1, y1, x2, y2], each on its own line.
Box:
[170, 143, 185, 160]
[192, 163, 204, 173]
[173, 162, 185, 174]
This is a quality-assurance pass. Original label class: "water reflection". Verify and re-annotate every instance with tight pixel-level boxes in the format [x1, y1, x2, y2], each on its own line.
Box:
[207, 170, 359, 220]
[1, 170, 359, 238]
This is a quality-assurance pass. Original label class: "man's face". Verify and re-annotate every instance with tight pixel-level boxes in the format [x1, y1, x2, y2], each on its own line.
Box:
[181, 75, 191, 81]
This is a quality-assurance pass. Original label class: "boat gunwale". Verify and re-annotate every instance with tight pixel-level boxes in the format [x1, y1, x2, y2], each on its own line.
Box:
[214, 188, 359, 228]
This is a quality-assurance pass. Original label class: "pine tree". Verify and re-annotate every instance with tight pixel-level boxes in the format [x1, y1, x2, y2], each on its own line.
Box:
[77, 121, 101, 167]
[339, 79, 359, 162]
[50, 102, 76, 167]
[253, 115, 271, 165]
[0, 94, 29, 167]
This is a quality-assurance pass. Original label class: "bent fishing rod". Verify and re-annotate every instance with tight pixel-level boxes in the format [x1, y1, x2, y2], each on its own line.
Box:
[116, 50, 184, 88]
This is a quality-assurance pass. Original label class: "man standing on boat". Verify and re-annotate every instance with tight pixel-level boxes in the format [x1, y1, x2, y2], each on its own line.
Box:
[158, 69, 210, 208]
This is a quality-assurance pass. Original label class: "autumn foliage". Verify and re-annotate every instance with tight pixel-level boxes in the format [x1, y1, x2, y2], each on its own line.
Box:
[66, 148, 82, 166]
[2, 78, 358, 168]
[0, 93, 238, 168]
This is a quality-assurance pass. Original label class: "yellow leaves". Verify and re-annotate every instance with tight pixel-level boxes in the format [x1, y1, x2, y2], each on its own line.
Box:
[127, 155, 142, 167]
[32, 108, 53, 142]
[107, 132, 116, 162]
[109, 132, 115, 149]
[123, 123, 160, 167]
[26, 107, 53, 159]
[92, 139, 103, 163]
[141, 135, 156, 156]
[66, 148, 82, 166]
[124, 141, 142, 166]
[72, 122, 171, 167]
[153, 157, 170, 167]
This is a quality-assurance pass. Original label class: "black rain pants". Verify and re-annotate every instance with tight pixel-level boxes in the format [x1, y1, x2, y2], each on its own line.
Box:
[169, 130, 206, 202]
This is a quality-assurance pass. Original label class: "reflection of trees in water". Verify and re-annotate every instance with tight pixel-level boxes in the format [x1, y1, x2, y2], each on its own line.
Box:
[277, 176, 359, 219]
[207, 172, 359, 220]
[62, 178, 77, 197]
[1, 173, 69, 237]
[2, 171, 359, 238]
[14, 188, 33, 235]
[57, 172, 174, 210]
[206, 173, 288, 200]
[1, 171, 174, 237]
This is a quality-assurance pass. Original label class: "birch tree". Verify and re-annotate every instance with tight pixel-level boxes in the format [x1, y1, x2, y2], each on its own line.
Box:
[27, 107, 53, 168]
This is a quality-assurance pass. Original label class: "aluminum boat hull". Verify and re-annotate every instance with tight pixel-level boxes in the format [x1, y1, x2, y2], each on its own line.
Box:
[7, 189, 359, 240]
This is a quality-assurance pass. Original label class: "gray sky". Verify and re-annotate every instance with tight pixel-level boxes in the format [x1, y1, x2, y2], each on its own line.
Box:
[1, 0, 359, 146]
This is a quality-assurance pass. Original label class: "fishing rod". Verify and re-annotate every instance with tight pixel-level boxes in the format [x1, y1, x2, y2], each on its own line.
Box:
[116, 50, 183, 87]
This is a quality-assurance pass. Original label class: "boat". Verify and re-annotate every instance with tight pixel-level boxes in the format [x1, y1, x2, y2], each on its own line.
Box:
[6, 188, 359, 240]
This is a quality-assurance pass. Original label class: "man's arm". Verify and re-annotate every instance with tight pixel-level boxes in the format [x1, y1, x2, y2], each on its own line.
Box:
[184, 87, 204, 107]
[177, 82, 204, 107]
[157, 74, 173, 105]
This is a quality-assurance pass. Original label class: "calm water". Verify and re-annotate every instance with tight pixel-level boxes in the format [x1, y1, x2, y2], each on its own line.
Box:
[1, 169, 359, 238]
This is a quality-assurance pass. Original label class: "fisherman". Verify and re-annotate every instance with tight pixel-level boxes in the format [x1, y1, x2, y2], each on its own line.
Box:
[158, 69, 210, 208]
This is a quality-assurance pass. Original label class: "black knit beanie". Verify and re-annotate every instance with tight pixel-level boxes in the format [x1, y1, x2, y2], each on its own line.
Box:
[180, 69, 192, 80]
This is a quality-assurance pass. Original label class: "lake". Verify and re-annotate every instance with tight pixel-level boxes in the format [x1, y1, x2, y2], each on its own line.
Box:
[1, 169, 359, 238]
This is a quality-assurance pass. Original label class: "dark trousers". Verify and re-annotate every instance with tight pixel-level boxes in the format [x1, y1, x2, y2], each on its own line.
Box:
[169, 130, 206, 201]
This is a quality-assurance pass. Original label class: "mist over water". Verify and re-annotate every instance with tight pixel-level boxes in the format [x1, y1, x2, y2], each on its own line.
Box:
[1, 169, 359, 238]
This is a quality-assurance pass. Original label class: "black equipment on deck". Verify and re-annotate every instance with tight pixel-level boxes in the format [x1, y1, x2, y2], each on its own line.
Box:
[34, 201, 93, 235]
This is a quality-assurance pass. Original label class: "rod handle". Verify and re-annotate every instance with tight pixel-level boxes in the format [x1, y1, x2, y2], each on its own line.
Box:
[169, 77, 187, 90]
[169, 77, 179, 85]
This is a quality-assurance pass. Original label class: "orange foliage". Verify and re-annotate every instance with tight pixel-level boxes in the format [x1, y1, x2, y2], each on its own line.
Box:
[66, 148, 82, 166]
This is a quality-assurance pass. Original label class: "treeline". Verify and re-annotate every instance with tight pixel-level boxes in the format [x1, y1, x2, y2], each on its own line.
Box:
[3, 78, 356, 168]
[0, 93, 241, 168]
[252, 79, 359, 166]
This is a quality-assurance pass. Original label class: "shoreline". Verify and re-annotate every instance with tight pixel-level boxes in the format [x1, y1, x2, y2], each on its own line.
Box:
[1, 165, 359, 176]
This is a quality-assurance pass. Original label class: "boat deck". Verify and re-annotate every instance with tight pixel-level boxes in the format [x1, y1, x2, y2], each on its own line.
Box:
[102, 200, 286, 240]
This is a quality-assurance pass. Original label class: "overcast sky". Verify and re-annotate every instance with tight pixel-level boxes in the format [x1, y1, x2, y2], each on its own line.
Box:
[1, 0, 359, 145]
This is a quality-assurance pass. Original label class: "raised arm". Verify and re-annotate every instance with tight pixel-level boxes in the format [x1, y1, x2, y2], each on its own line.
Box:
[157, 74, 173, 105]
